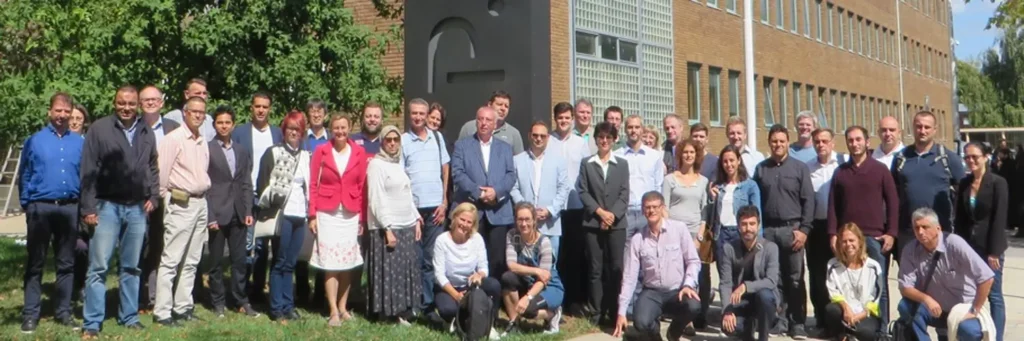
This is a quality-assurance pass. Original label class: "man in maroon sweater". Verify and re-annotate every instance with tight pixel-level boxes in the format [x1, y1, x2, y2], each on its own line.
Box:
[826, 125, 899, 333]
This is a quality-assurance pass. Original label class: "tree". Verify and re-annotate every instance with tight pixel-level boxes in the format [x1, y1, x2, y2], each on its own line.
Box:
[968, 0, 1024, 29]
[957, 60, 1005, 127]
[0, 0, 403, 146]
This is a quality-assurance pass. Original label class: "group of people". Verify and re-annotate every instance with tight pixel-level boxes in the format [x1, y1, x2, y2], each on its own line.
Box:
[18, 80, 1006, 341]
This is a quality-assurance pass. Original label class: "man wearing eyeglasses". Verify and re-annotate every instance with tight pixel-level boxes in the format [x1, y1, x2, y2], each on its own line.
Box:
[510, 121, 570, 256]
[163, 78, 216, 142]
[138, 85, 180, 313]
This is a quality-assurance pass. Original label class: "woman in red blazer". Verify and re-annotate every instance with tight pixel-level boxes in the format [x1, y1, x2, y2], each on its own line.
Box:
[308, 114, 368, 326]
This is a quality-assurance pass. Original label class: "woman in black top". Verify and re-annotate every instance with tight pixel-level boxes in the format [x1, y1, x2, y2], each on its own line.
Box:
[954, 141, 1007, 341]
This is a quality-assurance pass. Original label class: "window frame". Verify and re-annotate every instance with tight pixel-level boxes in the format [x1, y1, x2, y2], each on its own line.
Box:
[710, 67, 723, 126]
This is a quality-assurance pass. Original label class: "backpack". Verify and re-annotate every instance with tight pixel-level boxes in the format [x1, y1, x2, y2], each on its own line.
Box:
[455, 285, 494, 341]
[893, 146, 957, 226]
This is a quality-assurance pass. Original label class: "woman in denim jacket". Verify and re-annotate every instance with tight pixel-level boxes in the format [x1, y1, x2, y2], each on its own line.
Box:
[695, 145, 762, 328]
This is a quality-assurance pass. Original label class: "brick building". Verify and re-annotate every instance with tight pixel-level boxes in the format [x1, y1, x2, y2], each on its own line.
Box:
[351, 0, 955, 154]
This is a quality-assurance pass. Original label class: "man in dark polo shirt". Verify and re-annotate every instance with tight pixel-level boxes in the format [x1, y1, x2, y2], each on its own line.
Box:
[350, 101, 383, 154]
[891, 111, 965, 258]
[827, 125, 900, 332]
[752, 124, 813, 339]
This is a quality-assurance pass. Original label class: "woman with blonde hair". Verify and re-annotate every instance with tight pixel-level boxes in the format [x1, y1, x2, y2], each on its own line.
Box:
[642, 125, 660, 150]
[366, 125, 422, 325]
[824, 223, 884, 341]
[432, 203, 501, 336]
[308, 114, 369, 326]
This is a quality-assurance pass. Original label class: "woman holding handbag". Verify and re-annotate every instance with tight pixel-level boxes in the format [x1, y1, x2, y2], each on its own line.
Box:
[254, 110, 312, 323]
[308, 114, 368, 326]
[661, 138, 709, 333]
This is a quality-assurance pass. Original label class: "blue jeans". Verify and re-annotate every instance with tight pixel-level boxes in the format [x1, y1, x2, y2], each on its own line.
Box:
[625, 209, 645, 238]
[417, 207, 445, 311]
[269, 215, 306, 317]
[82, 201, 147, 331]
[990, 255, 1005, 341]
[897, 298, 983, 341]
[547, 235, 561, 260]
[864, 237, 891, 330]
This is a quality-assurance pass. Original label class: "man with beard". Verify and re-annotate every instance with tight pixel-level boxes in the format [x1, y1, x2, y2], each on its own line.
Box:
[752, 124, 813, 339]
[303, 99, 330, 152]
[458, 91, 525, 154]
[789, 112, 818, 164]
[827, 125, 899, 335]
[351, 101, 383, 154]
[718, 205, 781, 341]
[727, 117, 765, 176]
[164, 78, 215, 141]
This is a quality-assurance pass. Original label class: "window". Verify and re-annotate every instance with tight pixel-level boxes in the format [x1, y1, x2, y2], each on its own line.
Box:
[790, 0, 798, 32]
[827, 3, 834, 45]
[902, 37, 909, 69]
[777, 0, 785, 28]
[794, 82, 803, 113]
[576, 32, 597, 55]
[865, 20, 873, 58]
[928, 47, 933, 77]
[882, 28, 889, 63]
[848, 11, 855, 52]
[830, 90, 838, 130]
[817, 88, 829, 128]
[729, 71, 740, 118]
[804, 0, 811, 37]
[875, 24, 881, 61]
[763, 77, 776, 127]
[838, 8, 845, 48]
[762, 0, 770, 23]
[850, 93, 858, 126]
[780, 80, 789, 127]
[727, 0, 737, 13]
[916, 42, 922, 73]
[806, 85, 814, 115]
[710, 67, 723, 125]
[866, 97, 874, 132]
[578, 33, 641, 63]
[709, 0, 719, 8]
[841, 92, 848, 129]
[688, 63, 701, 122]
[816, 0, 823, 41]
[857, 17, 864, 55]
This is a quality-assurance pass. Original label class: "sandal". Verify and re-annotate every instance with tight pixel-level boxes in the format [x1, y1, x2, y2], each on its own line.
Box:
[328, 315, 342, 327]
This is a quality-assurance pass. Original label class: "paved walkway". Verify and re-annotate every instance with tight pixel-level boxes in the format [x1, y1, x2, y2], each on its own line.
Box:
[0, 216, 24, 236]
[570, 240, 1024, 340]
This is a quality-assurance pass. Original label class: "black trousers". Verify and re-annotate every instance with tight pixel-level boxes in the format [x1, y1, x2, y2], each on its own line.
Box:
[823, 302, 880, 341]
[207, 220, 250, 309]
[726, 288, 778, 341]
[478, 219, 510, 279]
[248, 238, 270, 301]
[22, 202, 78, 321]
[139, 203, 165, 308]
[630, 288, 701, 339]
[434, 277, 502, 322]
[584, 227, 626, 319]
[294, 261, 325, 308]
[557, 209, 587, 313]
[807, 219, 832, 327]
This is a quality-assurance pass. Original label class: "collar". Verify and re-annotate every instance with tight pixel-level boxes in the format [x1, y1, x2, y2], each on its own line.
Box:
[355, 132, 379, 142]
[115, 117, 141, 131]
[588, 154, 618, 164]
[252, 122, 271, 133]
[184, 128, 202, 141]
[308, 127, 327, 139]
[929, 232, 947, 254]
[574, 125, 593, 136]
[907, 142, 941, 157]
[216, 138, 232, 148]
[551, 130, 573, 141]
[740, 145, 757, 155]
[408, 128, 434, 142]
[283, 143, 300, 153]
[874, 142, 906, 158]
[816, 151, 839, 166]
[643, 219, 666, 239]
[46, 123, 70, 138]
[477, 134, 493, 146]
[766, 155, 789, 166]
[623, 143, 648, 155]
[151, 116, 164, 130]
[528, 148, 546, 160]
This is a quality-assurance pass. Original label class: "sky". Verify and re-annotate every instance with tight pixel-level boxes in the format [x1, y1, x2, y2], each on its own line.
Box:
[953, 0, 1003, 60]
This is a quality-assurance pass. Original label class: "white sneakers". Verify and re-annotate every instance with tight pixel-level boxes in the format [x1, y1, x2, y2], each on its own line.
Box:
[544, 307, 563, 335]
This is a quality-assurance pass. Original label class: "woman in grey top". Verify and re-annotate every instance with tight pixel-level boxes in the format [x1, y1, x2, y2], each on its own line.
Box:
[662, 138, 709, 236]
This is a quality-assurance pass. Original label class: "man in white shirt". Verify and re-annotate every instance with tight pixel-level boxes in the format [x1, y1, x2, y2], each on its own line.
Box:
[574, 99, 597, 154]
[614, 115, 665, 238]
[163, 78, 216, 141]
[872, 116, 905, 169]
[511, 121, 570, 255]
[726, 117, 765, 176]
[549, 102, 592, 314]
[804, 128, 846, 329]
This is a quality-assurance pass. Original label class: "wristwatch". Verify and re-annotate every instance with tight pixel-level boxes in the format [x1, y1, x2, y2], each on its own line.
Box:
[526, 294, 534, 301]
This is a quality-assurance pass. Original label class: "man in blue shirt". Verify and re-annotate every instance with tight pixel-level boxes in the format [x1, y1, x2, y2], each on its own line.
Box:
[614, 115, 665, 238]
[19, 92, 85, 333]
[350, 101, 383, 154]
[303, 99, 330, 152]
[892, 110, 966, 259]
[788, 111, 819, 164]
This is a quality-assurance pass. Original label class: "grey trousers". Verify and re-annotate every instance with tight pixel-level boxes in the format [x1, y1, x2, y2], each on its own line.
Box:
[762, 225, 807, 329]
[154, 196, 208, 320]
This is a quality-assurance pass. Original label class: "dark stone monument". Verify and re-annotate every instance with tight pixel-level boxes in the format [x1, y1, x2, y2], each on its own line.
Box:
[404, 0, 552, 149]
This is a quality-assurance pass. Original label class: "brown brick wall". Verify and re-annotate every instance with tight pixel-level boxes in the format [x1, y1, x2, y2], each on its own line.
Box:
[347, 0, 404, 78]
[551, 0, 572, 115]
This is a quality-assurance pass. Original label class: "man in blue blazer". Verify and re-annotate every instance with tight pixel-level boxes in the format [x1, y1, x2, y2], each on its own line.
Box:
[511, 122, 570, 257]
[229, 92, 282, 304]
[451, 106, 517, 278]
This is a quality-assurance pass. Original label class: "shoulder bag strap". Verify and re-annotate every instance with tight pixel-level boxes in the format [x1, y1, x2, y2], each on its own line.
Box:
[908, 251, 943, 320]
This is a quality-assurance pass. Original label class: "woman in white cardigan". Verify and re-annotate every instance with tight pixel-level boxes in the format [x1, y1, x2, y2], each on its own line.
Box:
[824, 223, 884, 341]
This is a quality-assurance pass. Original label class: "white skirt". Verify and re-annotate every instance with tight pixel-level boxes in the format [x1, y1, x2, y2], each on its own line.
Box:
[309, 208, 364, 271]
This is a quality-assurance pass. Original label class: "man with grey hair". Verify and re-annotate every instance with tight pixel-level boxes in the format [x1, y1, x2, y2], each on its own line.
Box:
[789, 111, 818, 164]
[661, 114, 683, 172]
[574, 98, 597, 154]
[897, 207, 994, 341]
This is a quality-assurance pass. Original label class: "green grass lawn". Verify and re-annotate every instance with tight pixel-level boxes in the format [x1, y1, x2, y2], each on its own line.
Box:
[0, 237, 599, 340]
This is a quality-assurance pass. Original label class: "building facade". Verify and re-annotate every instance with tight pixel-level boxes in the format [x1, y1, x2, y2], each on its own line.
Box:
[352, 0, 955, 154]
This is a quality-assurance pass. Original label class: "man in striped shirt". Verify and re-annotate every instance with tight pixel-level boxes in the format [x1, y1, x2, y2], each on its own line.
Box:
[153, 96, 212, 326]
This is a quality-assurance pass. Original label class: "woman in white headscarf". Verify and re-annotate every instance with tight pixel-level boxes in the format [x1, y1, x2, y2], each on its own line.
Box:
[366, 125, 423, 325]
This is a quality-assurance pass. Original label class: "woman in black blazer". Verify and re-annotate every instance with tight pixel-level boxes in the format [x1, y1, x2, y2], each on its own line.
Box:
[954, 141, 1007, 341]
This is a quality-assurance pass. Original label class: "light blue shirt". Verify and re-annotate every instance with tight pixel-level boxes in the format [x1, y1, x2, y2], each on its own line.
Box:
[151, 117, 167, 145]
[117, 118, 140, 146]
[402, 129, 451, 208]
[549, 131, 592, 210]
[615, 143, 665, 210]
[788, 142, 817, 164]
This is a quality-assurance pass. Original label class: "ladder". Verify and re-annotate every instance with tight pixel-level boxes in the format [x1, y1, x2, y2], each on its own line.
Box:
[0, 145, 23, 216]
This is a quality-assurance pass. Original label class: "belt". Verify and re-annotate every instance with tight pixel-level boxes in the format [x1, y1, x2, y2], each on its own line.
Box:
[763, 218, 800, 227]
[171, 189, 206, 199]
[35, 198, 78, 205]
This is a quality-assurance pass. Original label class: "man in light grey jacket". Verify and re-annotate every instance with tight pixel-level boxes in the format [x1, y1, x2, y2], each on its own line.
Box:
[718, 205, 782, 341]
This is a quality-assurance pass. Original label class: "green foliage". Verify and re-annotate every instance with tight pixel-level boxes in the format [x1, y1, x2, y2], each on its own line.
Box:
[957, 26, 1024, 127]
[957, 60, 1005, 127]
[968, 0, 1024, 29]
[0, 0, 403, 145]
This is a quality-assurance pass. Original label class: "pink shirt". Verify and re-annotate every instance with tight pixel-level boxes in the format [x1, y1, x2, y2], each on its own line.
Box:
[618, 218, 702, 316]
[158, 127, 211, 197]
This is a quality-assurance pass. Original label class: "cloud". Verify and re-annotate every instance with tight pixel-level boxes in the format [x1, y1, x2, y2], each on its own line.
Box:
[952, 0, 967, 14]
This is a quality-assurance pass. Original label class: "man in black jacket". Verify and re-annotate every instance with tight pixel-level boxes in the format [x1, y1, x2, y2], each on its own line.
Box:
[206, 106, 260, 318]
[79, 85, 160, 338]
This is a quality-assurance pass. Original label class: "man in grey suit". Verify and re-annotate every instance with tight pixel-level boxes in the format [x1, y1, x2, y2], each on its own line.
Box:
[577, 121, 630, 326]
[451, 106, 517, 277]
[510, 121, 570, 256]
[718, 205, 781, 341]
[205, 106, 260, 318]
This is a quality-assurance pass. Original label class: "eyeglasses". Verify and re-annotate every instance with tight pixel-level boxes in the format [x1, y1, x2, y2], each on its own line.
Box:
[531, 134, 549, 139]
[384, 137, 400, 143]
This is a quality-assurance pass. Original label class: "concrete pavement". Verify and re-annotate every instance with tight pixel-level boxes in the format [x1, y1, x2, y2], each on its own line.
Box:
[569, 239, 1024, 341]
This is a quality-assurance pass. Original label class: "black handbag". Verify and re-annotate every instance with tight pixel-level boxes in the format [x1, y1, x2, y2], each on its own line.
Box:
[881, 251, 942, 341]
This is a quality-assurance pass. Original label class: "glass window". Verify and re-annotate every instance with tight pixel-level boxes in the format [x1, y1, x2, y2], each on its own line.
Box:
[688, 64, 702, 122]
[841, 92, 848, 129]
[729, 71, 740, 118]
[794, 82, 802, 113]
[857, 17, 864, 54]
[851, 93, 858, 126]
[791, 0, 798, 32]
[804, 0, 811, 37]
[727, 0, 737, 13]
[848, 12, 855, 52]
[764, 77, 776, 127]
[762, 0, 770, 23]
[576, 32, 597, 55]
[619, 41, 638, 63]
[806, 85, 814, 115]
[780, 80, 789, 128]
[875, 24, 881, 61]
[777, 0, 785, 28]
[838, 8, 845, 48]
[710, 67, 722, 125]
[830, 90, 837, 130]
[827, 3, 834, 45]
[816, 0, 823, 41]
[709, 0, 719, 8]
[865, 20, 872, 58]
[599, 35, 618, 60]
